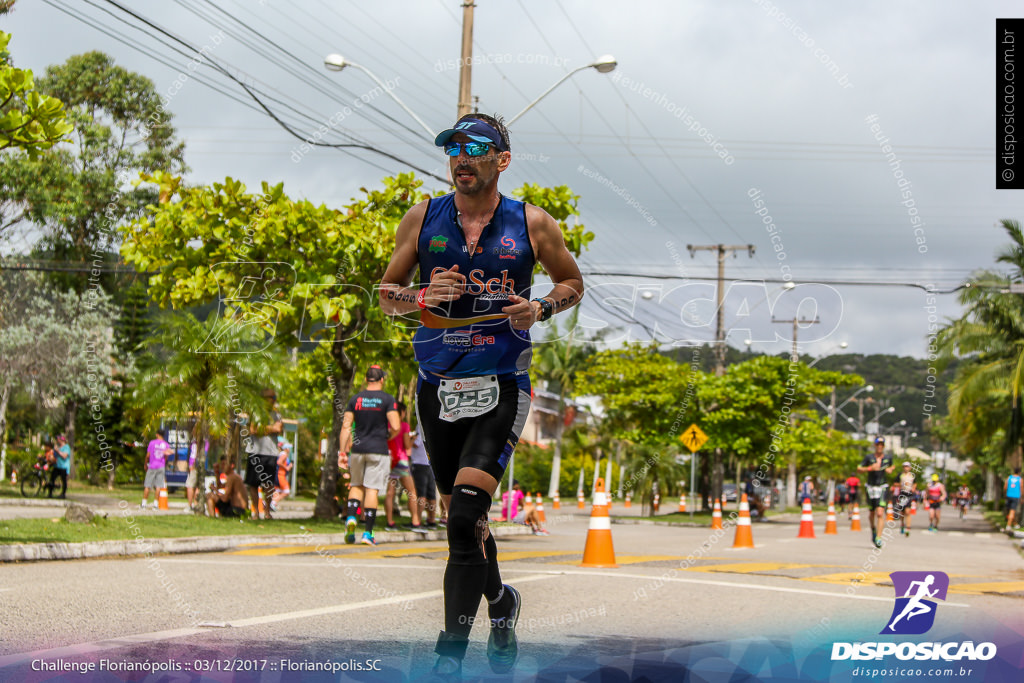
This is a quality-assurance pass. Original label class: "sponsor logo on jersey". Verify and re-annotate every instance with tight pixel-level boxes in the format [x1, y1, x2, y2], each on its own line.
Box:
[429, 235, 449, 253]
[494, 235, 522, 259]
[443, 330, 496, 347]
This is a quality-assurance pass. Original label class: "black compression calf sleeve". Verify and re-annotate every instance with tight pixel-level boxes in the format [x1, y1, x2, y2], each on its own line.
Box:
[444, 484, 492, 638]
[346, 499, 359, 519]
[483, 530, 502, 602]
[364, 508, 377, 534]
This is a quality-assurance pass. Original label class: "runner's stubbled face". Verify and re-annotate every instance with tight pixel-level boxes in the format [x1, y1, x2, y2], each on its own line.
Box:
[449, 132, 510, 196]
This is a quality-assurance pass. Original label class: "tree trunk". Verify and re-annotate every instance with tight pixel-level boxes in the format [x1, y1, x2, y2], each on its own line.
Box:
[787, 452, 798, 508]
[0, 378, 10, 481]
[193, 420, 209, 515]
[712, 447, 724, 506]
[547, 396, 565, 498]
[314, 328, 356, 519]
[65, 399, 78, 479]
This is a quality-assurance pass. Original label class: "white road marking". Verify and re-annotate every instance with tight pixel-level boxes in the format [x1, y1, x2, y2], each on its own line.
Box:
[511, 567, 972, 607]
[0, 573, 558, 669]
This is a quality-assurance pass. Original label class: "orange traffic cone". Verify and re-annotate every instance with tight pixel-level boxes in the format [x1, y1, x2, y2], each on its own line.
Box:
[732, 493, 755, 548]
[885, 501, 894, 522]
[158, 487, 169, 511]
[678, 496, 687, 513]
[797, 498, 816, 538]
[535, 493, 546, 523]
[624, 492, 632, 508]
[711, 497, 723, 530]
[577, 490, 585, 509]
[524, 492, 533, 508]
[824, 502, 838, 534]
[850, 502, 862, 531]
[909, 500, 917, 516]
[552, 492, 561, 510]
[580, 478, 617, 568]
[653, 493, 660, 514]
[10, 469, 16, 485]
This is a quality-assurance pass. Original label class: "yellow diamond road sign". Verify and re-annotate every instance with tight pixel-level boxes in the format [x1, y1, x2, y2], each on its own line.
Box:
[680, 424, 708, 452]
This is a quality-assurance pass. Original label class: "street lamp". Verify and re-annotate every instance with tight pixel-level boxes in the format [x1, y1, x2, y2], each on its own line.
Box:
[323, 54, 436, 140]
[506, 55, 618, 126]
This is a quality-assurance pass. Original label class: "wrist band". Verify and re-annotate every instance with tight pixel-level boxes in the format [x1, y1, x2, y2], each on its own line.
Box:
[417, 287, 428, 309]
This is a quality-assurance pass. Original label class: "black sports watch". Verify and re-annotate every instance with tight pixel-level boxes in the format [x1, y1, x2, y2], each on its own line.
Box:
[533, 297, 553, 322]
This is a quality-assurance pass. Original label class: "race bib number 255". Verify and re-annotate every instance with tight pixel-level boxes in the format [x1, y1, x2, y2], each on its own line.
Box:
[438, 376, 499, 422]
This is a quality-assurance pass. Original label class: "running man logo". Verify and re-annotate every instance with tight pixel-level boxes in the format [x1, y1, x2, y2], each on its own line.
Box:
[881, 571, 949, 635]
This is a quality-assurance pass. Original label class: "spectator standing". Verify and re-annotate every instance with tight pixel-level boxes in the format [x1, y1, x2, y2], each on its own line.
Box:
[243, 388, 283, 520]
[409, 428, 439, 529]
[1004, 467, 1022, 531]
[141, 429, 171, 509]
[48, 436, 71, 498]
[339, 365, 401, 545]
[385, 402, 427, 533]
[272, 442, 292, 510]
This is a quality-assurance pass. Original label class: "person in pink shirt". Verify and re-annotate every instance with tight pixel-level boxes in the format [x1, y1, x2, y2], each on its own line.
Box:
[499, 481, 525, 522]
[141, 429, 171, 510]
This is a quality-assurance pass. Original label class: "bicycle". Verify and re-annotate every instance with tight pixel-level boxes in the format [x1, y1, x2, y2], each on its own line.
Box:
[19, 458, 55, 498]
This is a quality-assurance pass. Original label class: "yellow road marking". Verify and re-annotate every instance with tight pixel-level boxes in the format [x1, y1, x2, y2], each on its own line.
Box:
[229, 543, 447, 558]
[801, 572, 892, 586]
[499, 550, 574, 561]
[681, 562, 844, 574]
[348, 545, 449, 559]
[550, 555, 725, 566]
[948, 581, 1024, 595]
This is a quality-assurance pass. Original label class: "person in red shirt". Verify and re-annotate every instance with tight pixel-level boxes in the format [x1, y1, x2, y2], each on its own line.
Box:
[385, 402, 426, 533]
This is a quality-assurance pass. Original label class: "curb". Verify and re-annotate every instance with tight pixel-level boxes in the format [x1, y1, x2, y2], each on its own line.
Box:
[0, 524, 532, 564]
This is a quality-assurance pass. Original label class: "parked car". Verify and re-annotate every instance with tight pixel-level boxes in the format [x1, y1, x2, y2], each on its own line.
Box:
[722, 483, 738, 503]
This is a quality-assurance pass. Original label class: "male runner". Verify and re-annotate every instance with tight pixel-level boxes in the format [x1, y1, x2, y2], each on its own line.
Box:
[925, 473, 947, 532]
[893, 462, 917, 536]
[857, 437, 893, 547]
[339, 365, 401, 545]
[379, 113, 583, 679]
[1005, 467, 1021, 531]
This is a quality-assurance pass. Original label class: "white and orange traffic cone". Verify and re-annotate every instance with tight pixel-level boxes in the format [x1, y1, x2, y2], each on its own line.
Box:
[535, 493, 546, 523]
[732, 493, 755, 548]
[653, 493, 660, 514]
[824, 501, 838, 534]
[624, 492, 632, 508]
[577, 490, 585, 509]
[10, 469, 16, 486]
[885, 501, 894, 522]
[850, 502, 862, 531]
[580, 478, 617, 568]
[158, 487, 169, 511]
[797, 498, 816, 538]
[711, 498, 723, 530]
[910, 499, 917, 516]
[678, 495, 687, 513]
[524, 492, 533, 508]
[552, 491, 560, 510]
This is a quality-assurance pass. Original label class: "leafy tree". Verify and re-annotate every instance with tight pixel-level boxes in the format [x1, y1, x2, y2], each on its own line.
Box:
[0, 51, 185, 286]
[122, 172, 428, 519]
[132, 311, 280, 513]
[699, 355, 858, 508]
[532, 307, 600, 496]
[577, 344, 698, 514]
[0, 30, 73, 156]
[0, 273, 116, 480]
[937, 219, 1024, 478]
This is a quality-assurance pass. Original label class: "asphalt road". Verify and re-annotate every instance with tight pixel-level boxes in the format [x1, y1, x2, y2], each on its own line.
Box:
[1, 504, 1022, 681]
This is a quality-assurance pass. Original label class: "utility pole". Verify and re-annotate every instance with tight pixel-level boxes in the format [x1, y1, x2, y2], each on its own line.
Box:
[687, 243, 754, 510]
[772, 315, 820, 508]
[457, 1, 475, 117]
[686, 244, 755, 375]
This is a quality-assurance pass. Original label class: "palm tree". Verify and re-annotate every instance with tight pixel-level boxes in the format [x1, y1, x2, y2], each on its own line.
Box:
[937, 219, 1024, 470]
[532, 307, 599, 497]
[133, 311, 280, 513]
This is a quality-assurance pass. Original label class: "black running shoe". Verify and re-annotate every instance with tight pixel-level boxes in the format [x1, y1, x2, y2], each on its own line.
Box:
[487, 584, 521, 674]
[428, 655, 462, 682]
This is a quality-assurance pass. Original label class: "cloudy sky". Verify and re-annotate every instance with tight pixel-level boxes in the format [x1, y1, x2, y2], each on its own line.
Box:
[6, 0, 1023, 359]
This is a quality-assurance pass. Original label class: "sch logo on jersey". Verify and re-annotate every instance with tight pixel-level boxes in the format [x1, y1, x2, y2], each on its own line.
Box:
[882, 571, 949, 635]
